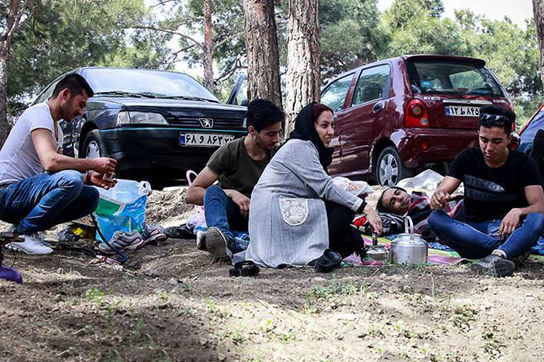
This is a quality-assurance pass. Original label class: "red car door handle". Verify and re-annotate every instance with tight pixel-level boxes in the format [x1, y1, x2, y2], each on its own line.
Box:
[373, 102, 384, 113]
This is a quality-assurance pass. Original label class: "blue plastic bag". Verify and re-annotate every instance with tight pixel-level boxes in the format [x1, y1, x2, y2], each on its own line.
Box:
[93, 179, 152, 242]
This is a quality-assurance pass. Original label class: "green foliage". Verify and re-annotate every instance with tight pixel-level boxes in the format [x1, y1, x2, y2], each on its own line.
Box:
[451, 304, 478, 329]
[386, 0, 444, 30]
[161, 0, 245, 91]
[307, 279, 360, 299]
[3, 0, 543, 126]
[320, 0, 389, 80]
[453, 12, 541, 124]
[382, 0, 466, 57]
[470, 17, 540, 95]
[7, 0, 168, 112]
[85, 288, 105, 307]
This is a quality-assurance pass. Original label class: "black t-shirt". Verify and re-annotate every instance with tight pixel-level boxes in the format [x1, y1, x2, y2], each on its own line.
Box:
[448, 148, 541, 222]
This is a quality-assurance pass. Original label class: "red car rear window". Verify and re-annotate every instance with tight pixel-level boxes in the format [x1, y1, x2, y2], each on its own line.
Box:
[406, 60, 504, 97]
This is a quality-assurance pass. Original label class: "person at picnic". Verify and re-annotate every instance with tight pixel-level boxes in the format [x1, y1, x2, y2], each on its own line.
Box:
[245, 102, 383, 269]
[185, 99, 284, 261]
[427, 105, 544, 277]
[0, 74, 117, 255]
[371, 186, 462, 241]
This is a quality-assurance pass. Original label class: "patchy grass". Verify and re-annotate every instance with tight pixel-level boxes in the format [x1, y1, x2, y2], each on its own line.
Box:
[2, 237, 544, 361]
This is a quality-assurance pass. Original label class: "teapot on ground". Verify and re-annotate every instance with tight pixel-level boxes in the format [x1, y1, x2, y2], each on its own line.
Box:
[389, 216, 428, 265]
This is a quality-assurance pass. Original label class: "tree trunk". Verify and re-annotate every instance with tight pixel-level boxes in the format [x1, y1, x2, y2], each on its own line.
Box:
[533, 0, 544, 86]
[0, 0, 28, 147]
[0, 53, 8, 147]
[243, 0, 282, 108]
[285, 0, 320, 136]
[202, 0, 214, 91]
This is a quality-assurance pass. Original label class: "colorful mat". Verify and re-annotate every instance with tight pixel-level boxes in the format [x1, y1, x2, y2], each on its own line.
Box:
[345, 235, 465, 266]
[345, 235, 544, 266]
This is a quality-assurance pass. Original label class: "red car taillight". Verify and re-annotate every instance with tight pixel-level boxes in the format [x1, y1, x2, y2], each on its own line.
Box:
[404, 99, 429, 128]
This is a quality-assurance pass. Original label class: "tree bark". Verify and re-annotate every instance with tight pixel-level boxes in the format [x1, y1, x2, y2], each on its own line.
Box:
[243, 0, 282, 108]
[0, 0, 32, 147]
[533, 0, 544, 86]
[0, 52, 9, 148]
[285, 0, 320, 136]
[202, 0, 214, 91]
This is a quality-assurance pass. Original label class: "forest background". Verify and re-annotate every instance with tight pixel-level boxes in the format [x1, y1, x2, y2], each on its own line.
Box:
[1, 0, 541, 139]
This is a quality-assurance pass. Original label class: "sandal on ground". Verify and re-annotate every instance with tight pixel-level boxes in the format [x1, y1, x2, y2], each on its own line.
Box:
[314, 249, 342, 273]
[229, 261, 260, 277]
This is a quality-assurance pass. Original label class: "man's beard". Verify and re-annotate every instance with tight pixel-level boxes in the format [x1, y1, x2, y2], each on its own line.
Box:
[253, 135, 272, 151]
[60, 98, 74, 121]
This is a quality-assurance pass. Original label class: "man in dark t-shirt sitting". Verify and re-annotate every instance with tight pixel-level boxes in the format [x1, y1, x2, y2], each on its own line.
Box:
[185, 99, 284, 261]
[428, 105, 544, 277]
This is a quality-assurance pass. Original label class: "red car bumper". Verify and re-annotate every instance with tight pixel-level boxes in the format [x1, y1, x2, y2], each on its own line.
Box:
[391, 128, 479, 168]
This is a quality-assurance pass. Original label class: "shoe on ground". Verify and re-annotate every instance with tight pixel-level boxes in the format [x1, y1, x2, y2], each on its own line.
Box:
[196, 230, 207, 251]
[205, 227, 232, 261]
[470, 254, 515, 277]
[314, 249, 343, 273]
[98, 231, 144, 254]
[6, 233, 53, 255]
[141, 223, 167, 244]
[164, 224, 194, 239]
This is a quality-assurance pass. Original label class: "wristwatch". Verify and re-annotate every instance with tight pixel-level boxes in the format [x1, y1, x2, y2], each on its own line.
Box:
[356, 200, 367, 214]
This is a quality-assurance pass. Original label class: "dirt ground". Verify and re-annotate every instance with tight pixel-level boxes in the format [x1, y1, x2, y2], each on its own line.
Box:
[1, 186, 544, 361]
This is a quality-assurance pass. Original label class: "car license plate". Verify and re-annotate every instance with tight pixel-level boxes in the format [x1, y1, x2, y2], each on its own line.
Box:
[445, 105, 480, 117]
[179, 132, 235, 147]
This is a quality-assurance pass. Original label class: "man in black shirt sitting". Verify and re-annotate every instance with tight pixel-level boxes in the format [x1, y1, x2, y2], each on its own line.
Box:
[428, 105, 544, 277]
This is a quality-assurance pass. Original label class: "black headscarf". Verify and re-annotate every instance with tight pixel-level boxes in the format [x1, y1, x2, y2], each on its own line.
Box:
[289, 102, 334, 170]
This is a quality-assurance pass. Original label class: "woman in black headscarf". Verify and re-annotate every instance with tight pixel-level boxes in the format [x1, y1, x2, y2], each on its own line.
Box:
[246, 102, 382, 269]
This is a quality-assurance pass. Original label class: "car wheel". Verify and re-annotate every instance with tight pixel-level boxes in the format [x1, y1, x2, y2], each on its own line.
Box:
[375, 146, 414, 186]
[82, 129, 106, 159]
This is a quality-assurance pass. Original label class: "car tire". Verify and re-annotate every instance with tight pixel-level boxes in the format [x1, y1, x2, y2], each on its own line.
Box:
[81, 129, 107, 159]
[375, 146, 414, 186]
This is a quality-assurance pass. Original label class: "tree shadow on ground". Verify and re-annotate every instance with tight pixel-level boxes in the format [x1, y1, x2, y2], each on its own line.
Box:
[3, 237, 544, 360]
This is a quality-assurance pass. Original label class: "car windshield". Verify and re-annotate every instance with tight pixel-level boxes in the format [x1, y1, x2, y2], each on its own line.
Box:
[406, 60, 504, 97]
[81, 68, 219, 102]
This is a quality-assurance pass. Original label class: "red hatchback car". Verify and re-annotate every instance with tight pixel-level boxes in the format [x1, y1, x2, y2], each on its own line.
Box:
[321, 54, 513, 186]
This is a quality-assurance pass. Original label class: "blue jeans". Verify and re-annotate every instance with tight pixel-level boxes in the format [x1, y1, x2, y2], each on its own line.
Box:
[204, 185, 248, 253]
[428, 210, 544, 259]
[0, 170, 99, 235]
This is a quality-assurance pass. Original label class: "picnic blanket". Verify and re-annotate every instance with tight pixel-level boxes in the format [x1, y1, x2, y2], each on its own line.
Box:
[344, 235, 465, 266]
[530, 237, 544, 256]
[345, 235, 544, 266]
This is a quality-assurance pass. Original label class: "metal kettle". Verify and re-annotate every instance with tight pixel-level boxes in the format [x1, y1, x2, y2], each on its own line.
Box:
[389, 216, 428, 265]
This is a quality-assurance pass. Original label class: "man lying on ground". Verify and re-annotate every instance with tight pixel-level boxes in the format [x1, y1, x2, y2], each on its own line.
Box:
[372, 186, 462, 242]
[185, 99, 284, 261]
[427, 105, 544, 277]
[0, 74, 117, 255]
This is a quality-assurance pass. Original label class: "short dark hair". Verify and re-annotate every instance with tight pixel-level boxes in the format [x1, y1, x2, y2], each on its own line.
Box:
[377, 186, 407, 213]
[52, 73, 94, 99]
[245, 99, 285, 132]
[478, 105, 515, 135]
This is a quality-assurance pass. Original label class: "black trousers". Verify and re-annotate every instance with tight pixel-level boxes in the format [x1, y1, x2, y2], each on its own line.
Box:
[325, 201, 363, 258]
